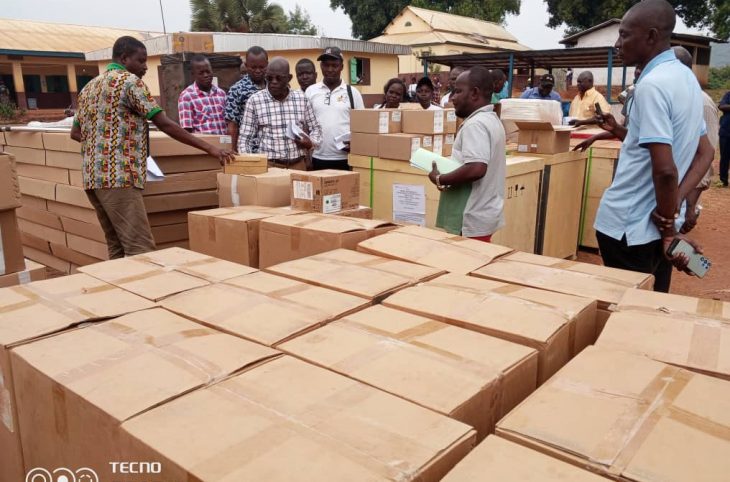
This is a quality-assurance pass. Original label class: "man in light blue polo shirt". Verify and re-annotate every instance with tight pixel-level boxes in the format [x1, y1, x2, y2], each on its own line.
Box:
[520, 74, 561, 102]
[593, 0, 714, 291]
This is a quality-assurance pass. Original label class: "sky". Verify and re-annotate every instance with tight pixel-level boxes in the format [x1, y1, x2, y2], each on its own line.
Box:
[2, 0, 709, 49]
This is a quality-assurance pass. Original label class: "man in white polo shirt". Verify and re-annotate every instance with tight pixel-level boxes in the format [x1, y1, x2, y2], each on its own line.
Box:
[306, 46, 364, 171]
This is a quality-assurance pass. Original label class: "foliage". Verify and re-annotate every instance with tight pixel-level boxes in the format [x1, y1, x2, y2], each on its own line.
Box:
[287, 5, 318, 36]
[190, 0, 289, 33]
[709, 66, 730, 90]
[0, 99, 23, 121]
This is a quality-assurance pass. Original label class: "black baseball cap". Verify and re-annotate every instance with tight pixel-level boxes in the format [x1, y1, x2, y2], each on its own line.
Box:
[540, 74, 555, 85]
[318, 46, 343, 62]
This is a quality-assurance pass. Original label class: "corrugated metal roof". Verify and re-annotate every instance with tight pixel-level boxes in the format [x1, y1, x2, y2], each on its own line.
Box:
[401, 6, 518, 43]
[0, 18, 160, 56]
[371, 31, 529, 51]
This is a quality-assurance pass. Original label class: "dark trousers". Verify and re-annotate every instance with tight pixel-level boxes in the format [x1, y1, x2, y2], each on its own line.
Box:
[596, 231, 666, 292]
[720, 135, 730, 185]
[312, 157, 351, 171]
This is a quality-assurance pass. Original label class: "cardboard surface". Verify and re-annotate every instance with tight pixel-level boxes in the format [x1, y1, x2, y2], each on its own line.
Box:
[20, 232, 50, 253]
[265, 248, 444, 301]
[17, 218, 67, 247]
[615, 288, 730, 320]
[350, 109, 401, 134]
[1, 146, 45, 166]
[12, 307, 279, 480]
[120, 356, 476, 482]
[55, 183, 93, 208]
[0, 210, 26, 275]
[154, 155, 222, 173]
[350, 132, 380, 157]
[384, 273, 597, 383]
[496, 346, 730, 482]
[45, 149, 82, 170]
[290, 170, 360, 214]
[3, 131, 44, 149]
[51, 242, 103, 266]
[149, 131, 231, 157]
[0, 154, 21, 210]
[378, 133, 422, 160]
[16, 162, 70, 184]
[151, 222, 189, 244]
[143, 190, 218, 213]
[60, 216, 106, 243]
[66, 233, 108, 260]
[143, 170, 219, 196]
[259, 213, 397, 268]
[17, 204, 63, 230]
[335, 205, 373, 219]
[0, 259, 46, 288]
[516, 122, 572, 154]
[402, 109, 445, 134]
[161, 271, 369, 346]
[217, 169, 292, 207]
[357, 225, 513, 275]
[442, 436, 609, 481]
[22, 246, 71, 273]
[47, 200, 98, 224]
[224, 153, 268, 175]
[281, 305, 538, 439]
[18, 176, 55, 201]
[41, 131, 82, 152]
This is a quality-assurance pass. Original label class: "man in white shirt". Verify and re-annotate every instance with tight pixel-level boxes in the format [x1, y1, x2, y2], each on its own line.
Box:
[305, 46, 364, 171]
[440, 67, 464, 107]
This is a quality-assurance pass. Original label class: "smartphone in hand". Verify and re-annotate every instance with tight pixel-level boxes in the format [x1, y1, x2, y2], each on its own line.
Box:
[594, 102, 604, 118]
[666, 238, 711, 278]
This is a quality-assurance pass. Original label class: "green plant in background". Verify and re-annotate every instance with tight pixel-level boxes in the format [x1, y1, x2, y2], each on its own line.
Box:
[708, 66, 730, 90]
[0, 99, 23, 121]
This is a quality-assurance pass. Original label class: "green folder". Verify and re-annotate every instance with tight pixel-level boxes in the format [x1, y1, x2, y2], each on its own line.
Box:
[409, 148, 461, 174]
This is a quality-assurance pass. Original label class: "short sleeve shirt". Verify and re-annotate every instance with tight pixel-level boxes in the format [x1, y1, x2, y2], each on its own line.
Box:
[306, 81, 364, 160]
[595, 49, 706, 246]
[75, 63, 162, 189]
[520, 87, 561, 102]
[569, 87, 610, 120]
[177, 82, 227, 134]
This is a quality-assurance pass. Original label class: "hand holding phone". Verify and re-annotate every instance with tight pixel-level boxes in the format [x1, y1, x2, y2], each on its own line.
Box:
[666, 238, 711, 278]
[594, 102, 605, 118]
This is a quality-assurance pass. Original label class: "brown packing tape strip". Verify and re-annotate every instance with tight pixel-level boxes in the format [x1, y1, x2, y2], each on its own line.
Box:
[108, 255, 221, 287]
[0, 282, 116, 320]
[207, 216, 217, 242]
[686, 319, 723, 371]
[550, 260, 638, 289]
[696, 298, 727, 319]
[264, 282, 315, 300]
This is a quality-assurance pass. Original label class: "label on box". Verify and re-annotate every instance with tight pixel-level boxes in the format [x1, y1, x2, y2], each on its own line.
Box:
[219, 135, 232, 144]
[446, 111, 457, 122]
[445, 134, 455, 145]
[433, 113, 444, 133]
[433, 135, 443, 156]
[391, 111, 402, 122]
[393, 211, 426, 226]
[378, 112, 389, 133]
[293, 180, 314, 200]
[518, 144, 528, 153]
[410, 138, 421, 152]
[422, 136, 433, 148]
[393, 184, 426, 216]
[323, 193, 342, 213]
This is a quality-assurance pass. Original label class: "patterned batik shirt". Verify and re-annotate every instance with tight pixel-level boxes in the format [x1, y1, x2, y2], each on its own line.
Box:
[74, 63, 162, 189]
[225, 75, 264, 151]
[238, 88, 322, 160]
[178, 82, 227, 134]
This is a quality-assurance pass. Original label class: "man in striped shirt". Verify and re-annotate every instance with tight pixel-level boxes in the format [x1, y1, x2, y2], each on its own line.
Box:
[177, 55, 227, 134]
[238, 57, 322, 170]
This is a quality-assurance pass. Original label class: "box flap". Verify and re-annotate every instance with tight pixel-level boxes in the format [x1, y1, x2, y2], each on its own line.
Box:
[264, 213, 395, 234]
[616, 288, 730, 320]
[514, 121, 557, 131]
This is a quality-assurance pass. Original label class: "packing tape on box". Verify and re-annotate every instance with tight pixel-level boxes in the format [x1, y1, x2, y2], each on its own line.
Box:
[687, 318, 723, 371]
[552, 260, 639, 288]
[18, 269, 31, 285]
[0, 224, 5, 275]
[230, 175, 241, 206]
[207, 216, 217, 242]
[0, 282, 114, 320]
[696, 298, 728, 319]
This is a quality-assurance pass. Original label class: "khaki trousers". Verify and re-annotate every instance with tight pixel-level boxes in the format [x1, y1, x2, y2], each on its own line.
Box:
[86, 187, 156, 259]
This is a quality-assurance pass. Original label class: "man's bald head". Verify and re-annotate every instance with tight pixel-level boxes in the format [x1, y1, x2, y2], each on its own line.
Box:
[267, 57, 290, 76]
[265, 57, 292, 99]
[577, 71, 594, 93]
[624, 0, 676, 41]
[672, 46, 693, 68]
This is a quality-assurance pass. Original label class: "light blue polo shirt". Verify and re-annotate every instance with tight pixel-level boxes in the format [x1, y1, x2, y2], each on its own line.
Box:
[595, 49, 706, 246]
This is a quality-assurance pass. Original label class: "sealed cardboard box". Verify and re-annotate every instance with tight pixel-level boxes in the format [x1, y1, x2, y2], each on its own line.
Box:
[12, 308, 279, 481]
[47, 199, 98, 224]
[217, 168, 292, 208]
[281, 305, 538, 439]
[143, 170, 218, 196]
[153, 155, 222, 173]
[378, 133, 421, 160]
[51, 242, 103, 266]
[143, 190, 218, 213]
[188, 206, 298, 268]
[60, 216, 106, 243]
[224, 153, 268, 175]
[432, 134, 444, 156]
[22, 246, 72, 273]
[161, 271, 369, 346]
[442, 436, 609, 481]
[290, 169, 360, 213]
[3, 130, 44, 149]
[597, 310, 730, 380]
[515, 121, 572, 154]
[350, 132, 380, 157]
[20, 231, 50, 253]
[0, 210, 26, 275]
[16, 162, 70, 184]
[443, 133, 455, 157]
[67, 233, 108, 260]
[45, 149, 81, 170]
[358, 225, 512, 275]
[120, 355, 476, 482]
[444, 108, 458, 133]
[18, 175, 55, 200]
[17, 205, 63, 230]
[17, 218, 67, 246]
[385, 273, 597, 382]
[616, 288, 730, 320]
[0, 259, 46, 288]
[402, 109, 445, 134]
[496, 346, 730, 481]
[2, 145, 45, 166]
[0, 273, 154, 482]
[0, 153, 21, 210]
[335, 205, 372, 219]
[151, 222, 189, 244]
[265, 248, 444, 301]
[149, 131, 231, 156]
[55, 183, 93, 208]
[41, 131, 82, 152]
[350, 108, 401, 134]
[259, 213, 396, 268]
[421, 134, 434, 151]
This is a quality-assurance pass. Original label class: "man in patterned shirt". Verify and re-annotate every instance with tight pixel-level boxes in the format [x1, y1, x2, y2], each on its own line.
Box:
[177, 54, 227, 134]
[238, 57, 322, 170]
[71, 36, 233, 259]
[225, 46, 268, 151]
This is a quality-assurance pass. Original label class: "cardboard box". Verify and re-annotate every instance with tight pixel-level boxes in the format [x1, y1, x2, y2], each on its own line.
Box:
[18, 176, 55, 200]
[17, 204, 63, 230]
[335, 205, 372, 219]
[22, 246, 71, 273]
[143, 190, 218, 213]
[0, 153, 21, 210]
[12, 307, 279, 481]
[19, 195, 47, 211]
[217, 169, 292, 208]
[41, 131, 82, 152]
[51, 242, 102, 266]
[224, 153, 268, 175]
[55, 183, 93, 208]
[357, 225, 513, 275]
[3, 131, 44, 149]
[378, 133, 421, 160]
[290, 170, 360, 214]
[402, 109, 445, 134]
[259, 213, 397, 268]
[281, 305, 538, 439]
[69, 169, 83, 187]
[615, 288, 730, 320]
[384, 273, 597, 383]
[67, 233, 108, 260]
[47, 200, 98, 224]
[45, 149, 82, 170]
[0, 273, 154, 482]
[119, 355, 475, 482]
[149, 131, 231, 157]
[154, 155, 222, 173]
[0, 210, 26, 275]
[161, 271, 369, 346]
[444, 108, 457, 133]
[443, 133, 455, 156]
[515, 122, 572, 154]
[442, 436, 608, 481]
[1, 145, 45, 166]
[148, 209, 190, 226]
[142, 170, 218, 195]
[60, 216, 106, 243]
[188, 206, 298, 268]
[432, 134, 444, 156]
[266, 248, 444, 302]
[20, 231, 51, 253]
[16, 162, 70, 184]
[597, 310, 730, 380]
[17, 218, 67, 246]
[350, 132, 380, 157]
[350, 108, 401, 134]
[496, 346, 730, 481]
[151, 222, 188, 244]
[79, 247, 257, 301]
[421, 134, 434, 151]
[0, 259, 46, 288]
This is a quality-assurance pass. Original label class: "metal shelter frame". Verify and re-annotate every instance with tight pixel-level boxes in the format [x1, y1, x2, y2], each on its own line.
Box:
[421, 47, 626, 102]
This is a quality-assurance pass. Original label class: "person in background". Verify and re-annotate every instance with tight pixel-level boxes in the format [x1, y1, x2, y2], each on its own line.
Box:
[295, 58, 318, 93]
[177, 54, 227, 135]
[429, 67, 506, 242]
[306, 46, 364, 171]
[375, 78, 406, 109]
[407, 76, 418, 100]
[71, 36, 233, 259]
[566, 67, 573, 86]
[719, 89, 730, 187]
[569, 71, 610, 121]
[239, 60, 247, 78]
[490, 69, 508, 103]
[225, 46, 268, 151]
[415, 77, 443, 110]
[239, 57, 321, 171]
[440, 66, 465, 107]
[432, 76, 443, 103]
[520, 74, 561, 101]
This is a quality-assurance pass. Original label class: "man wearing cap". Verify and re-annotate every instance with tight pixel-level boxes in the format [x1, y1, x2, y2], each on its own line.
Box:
[520, 74, 561, 101]
[569, 71, 610, 120]
[306, 46, 364, 171]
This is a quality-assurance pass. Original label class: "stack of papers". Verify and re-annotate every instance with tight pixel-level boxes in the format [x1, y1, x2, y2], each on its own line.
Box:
[409, 148, 461, 174]
[146, 156, 165, 182]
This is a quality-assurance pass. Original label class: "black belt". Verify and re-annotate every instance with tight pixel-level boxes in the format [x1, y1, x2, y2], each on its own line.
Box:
[269, 156, 305, 167]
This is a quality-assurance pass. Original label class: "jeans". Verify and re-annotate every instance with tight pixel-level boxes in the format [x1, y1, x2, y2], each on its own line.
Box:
[596, 231, 662, 291]
[720, 135, 730, 185]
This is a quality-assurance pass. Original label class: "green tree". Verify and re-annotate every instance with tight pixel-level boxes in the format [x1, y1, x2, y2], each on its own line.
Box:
[545, 0, 730, 40]
[190, 0, 289, 33]
[709, 66, 730, 89]
[330, 0, 521, 40]
[288, 5, 318, 35]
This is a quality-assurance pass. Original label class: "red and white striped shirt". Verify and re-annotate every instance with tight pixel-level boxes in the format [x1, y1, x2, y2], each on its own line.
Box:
[177, 82, 227, 134]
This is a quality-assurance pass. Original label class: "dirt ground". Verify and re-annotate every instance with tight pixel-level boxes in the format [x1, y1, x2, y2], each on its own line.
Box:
[578, 158, 730, 301]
